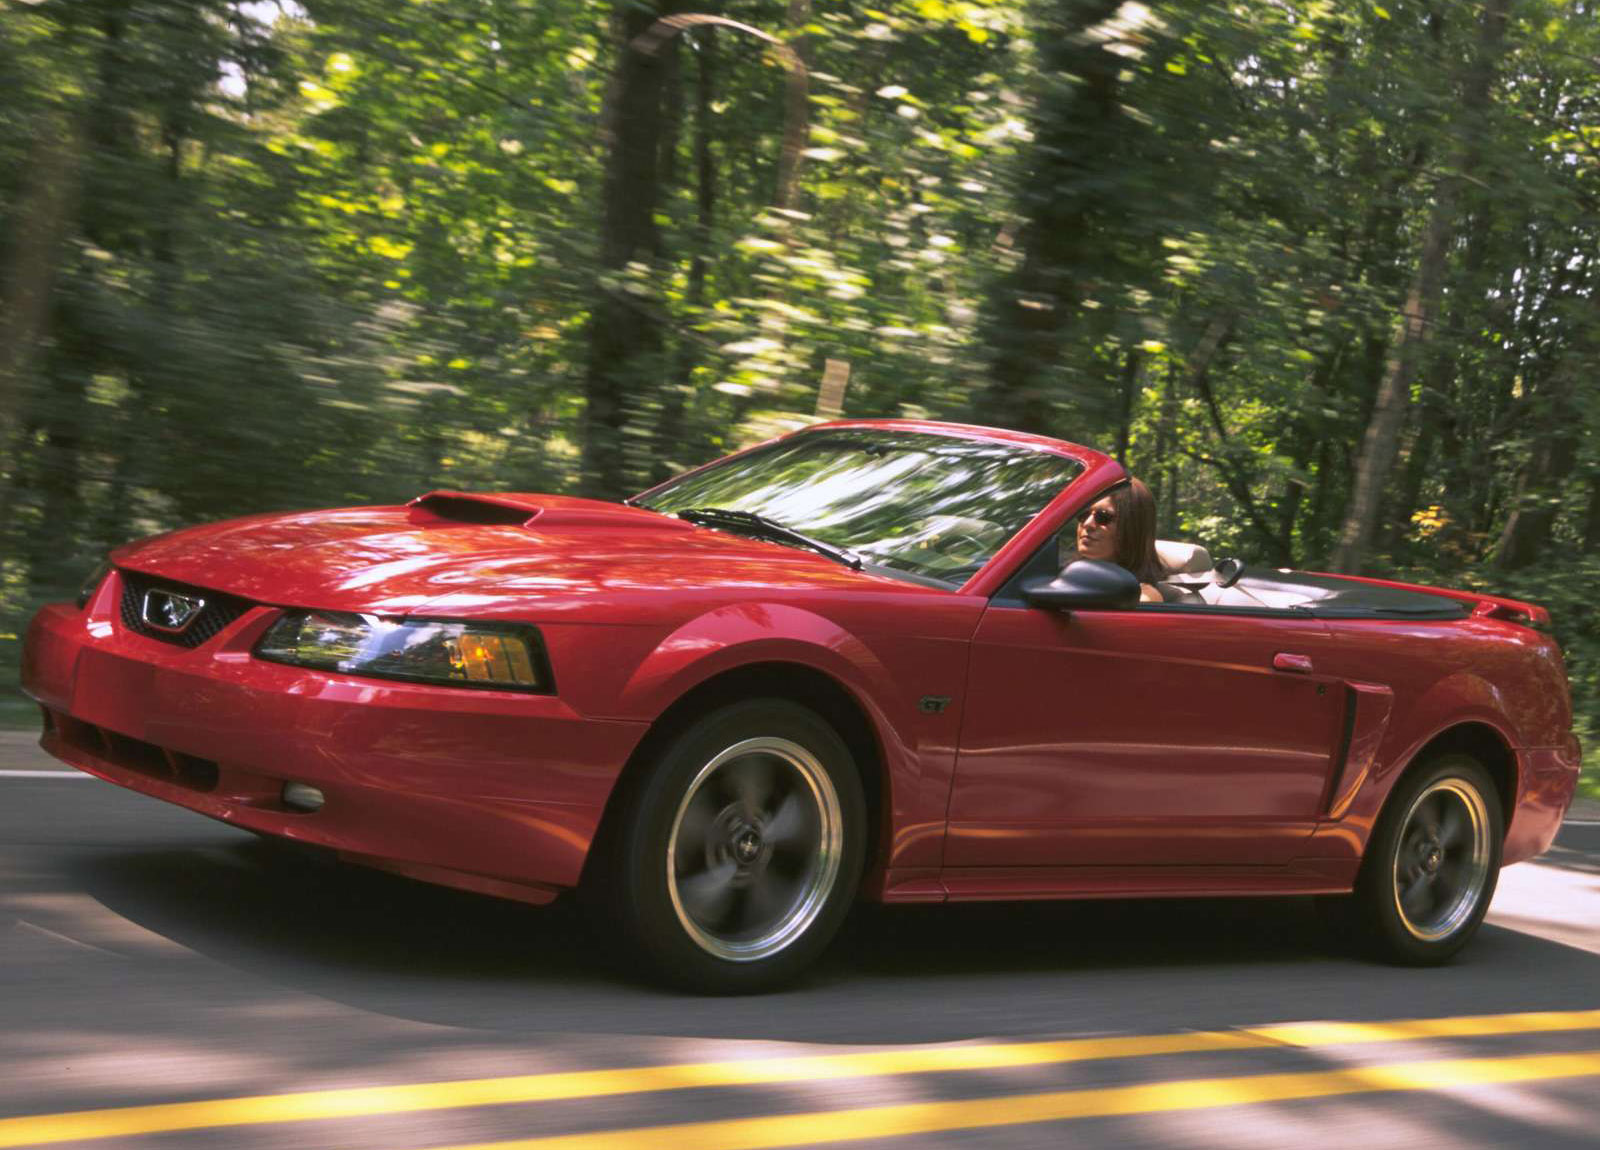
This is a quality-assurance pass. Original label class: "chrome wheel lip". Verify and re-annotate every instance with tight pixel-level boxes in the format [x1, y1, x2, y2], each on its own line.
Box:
[1391, 778, 1491, 943]
[666, 736, 843, 963]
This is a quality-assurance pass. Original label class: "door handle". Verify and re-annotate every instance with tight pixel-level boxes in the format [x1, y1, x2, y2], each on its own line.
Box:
[1273, 652, 1314, 674]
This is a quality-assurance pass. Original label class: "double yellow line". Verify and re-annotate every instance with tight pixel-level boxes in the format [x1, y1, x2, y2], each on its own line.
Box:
[3, 1008, 1598, 1148]
[441, 1050, 1600, 1150]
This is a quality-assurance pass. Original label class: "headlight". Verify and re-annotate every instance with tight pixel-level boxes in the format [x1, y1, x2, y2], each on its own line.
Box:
[254, 611, 551, 692]
[76, 560, 112, 610]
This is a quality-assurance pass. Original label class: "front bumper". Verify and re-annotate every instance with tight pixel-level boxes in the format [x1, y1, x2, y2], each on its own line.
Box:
[21, 584, 648, 902]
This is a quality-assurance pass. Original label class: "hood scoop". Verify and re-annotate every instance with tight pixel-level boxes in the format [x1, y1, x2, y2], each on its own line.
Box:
[407, 490, 694, 531]
[409, 492, 537, 526]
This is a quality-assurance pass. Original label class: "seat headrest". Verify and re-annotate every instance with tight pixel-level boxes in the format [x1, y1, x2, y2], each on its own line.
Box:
[1156, 540, 1213, 577]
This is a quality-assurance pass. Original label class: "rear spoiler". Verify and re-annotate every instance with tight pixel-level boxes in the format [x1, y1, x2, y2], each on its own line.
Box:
[1304, 570, 1550, 628]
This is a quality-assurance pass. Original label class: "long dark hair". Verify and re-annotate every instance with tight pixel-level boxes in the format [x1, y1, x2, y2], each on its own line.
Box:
[1108, 479, 1161, 584]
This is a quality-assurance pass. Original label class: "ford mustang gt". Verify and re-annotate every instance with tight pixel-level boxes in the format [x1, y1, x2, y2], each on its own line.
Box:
[21, 420, 1581, 991]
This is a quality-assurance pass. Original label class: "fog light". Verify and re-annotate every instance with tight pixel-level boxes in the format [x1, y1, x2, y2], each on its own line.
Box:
[282, 782, 325, 812]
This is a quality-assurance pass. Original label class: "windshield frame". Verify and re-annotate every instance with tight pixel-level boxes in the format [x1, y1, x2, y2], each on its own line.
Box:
[632, 421, 1104, 592]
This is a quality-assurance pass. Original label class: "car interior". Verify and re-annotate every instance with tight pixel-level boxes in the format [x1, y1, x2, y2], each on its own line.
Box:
[1030, 528, 1468, 619]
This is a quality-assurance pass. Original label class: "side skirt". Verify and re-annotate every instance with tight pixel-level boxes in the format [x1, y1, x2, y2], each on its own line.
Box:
[877, 860, 1358, 904]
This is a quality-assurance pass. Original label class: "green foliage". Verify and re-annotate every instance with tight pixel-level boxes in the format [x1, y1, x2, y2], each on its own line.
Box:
[0, 0, 1596, 785]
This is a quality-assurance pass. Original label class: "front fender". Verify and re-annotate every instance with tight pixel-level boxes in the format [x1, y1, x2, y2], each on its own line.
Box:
[615, 602, 899, 723]
[609, 602, 961, 877]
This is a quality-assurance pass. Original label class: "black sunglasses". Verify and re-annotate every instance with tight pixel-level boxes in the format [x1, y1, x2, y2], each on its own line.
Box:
[1080, 507, 1116, 527]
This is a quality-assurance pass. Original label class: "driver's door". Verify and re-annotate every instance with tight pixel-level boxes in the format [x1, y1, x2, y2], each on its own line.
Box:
[946, 601, 1346, 867]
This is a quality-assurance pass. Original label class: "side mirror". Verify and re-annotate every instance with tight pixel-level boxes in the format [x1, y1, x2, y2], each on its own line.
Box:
[1021, 559, 1141, 611]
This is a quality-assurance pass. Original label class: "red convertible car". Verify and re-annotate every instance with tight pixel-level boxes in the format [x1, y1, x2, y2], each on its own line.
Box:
[21, 420, 1581, 991]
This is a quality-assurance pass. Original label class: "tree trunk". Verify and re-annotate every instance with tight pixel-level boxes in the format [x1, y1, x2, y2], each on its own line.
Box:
[1329, 0, 1511, 574]
[1384, 191, 1496, 555]
[656, 27, 718, 481]
[1582, 476, 1600, 554]
[1306, 437, 1335, 555]
[580, 1, 683, 498]
[103, 103, 187, 545]
[772, 0, 811, 214]
[619, 8, 809, 447]
[979, 0, 1126, 433]
[1494, 357, 1586, 570]
[1275, 339, 1347, 563]
[736, 0, 811, 415]
[0, 110, 82, 560]
[1151, 360, 1179, 538]
[0, 111, 80, 450]
[1113, 349, 1140, 464]
[1330, 197, 1459, 572]
[10, 1, 128, 583]
[658, 36, 685, 191]
[1384, 350, 1452, 552]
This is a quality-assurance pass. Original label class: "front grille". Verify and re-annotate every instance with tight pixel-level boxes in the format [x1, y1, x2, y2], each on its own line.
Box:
[119, 570, 254, 648]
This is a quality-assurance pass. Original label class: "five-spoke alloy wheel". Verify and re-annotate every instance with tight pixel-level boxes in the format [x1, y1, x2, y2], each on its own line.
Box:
[666, 735, 845, 963]
[593, 699, 865, 993]
[1342, 753, 1503, 964]
[1390, 775, 1493, 944]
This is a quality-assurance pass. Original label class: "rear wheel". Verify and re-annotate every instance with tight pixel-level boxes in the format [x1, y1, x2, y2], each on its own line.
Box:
[596, 699, 866, 993]
[1339, 753, 1503, 964]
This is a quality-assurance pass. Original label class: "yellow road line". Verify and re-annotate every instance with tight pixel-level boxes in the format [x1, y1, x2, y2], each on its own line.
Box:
[422, 1050, 1600, 1150]
[1252, 1009, 1600, 1047]
[0, 1008, 1597, 1147]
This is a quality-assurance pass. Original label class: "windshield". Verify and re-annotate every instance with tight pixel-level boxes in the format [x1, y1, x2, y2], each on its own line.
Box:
[637, 429, 1084, 585]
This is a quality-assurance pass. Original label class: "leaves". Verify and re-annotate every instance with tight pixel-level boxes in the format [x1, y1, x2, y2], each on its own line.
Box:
[0, 0, 1596, 768]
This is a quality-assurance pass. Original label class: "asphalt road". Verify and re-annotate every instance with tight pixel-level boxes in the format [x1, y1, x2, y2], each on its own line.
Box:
[2, 733, 1598, 1150]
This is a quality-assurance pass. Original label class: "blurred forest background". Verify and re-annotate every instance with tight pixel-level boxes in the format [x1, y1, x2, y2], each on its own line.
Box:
[0, 0, 1595, 766]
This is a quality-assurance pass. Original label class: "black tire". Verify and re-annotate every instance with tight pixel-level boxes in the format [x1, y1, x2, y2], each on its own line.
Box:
[593, 699, 866, 993]
[1337, 753, 1503, 965]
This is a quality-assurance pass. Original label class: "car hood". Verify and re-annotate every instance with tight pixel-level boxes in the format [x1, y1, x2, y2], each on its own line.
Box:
[111, 492, 931, 617]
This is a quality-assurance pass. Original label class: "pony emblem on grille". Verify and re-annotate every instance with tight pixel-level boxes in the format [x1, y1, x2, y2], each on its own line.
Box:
[141, 589, 207, 634]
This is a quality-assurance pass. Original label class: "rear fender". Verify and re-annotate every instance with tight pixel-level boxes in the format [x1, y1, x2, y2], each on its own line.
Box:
[1380, 673, 1519, 787]
[1312, 673, 1520, 865]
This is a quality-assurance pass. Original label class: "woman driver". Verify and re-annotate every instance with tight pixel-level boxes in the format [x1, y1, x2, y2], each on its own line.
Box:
[1075, 479, 1165, 603]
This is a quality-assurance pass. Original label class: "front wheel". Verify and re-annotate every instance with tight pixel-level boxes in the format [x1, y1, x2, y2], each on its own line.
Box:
[597, 699, 866, 993]
[1339, 753, 1503, 965]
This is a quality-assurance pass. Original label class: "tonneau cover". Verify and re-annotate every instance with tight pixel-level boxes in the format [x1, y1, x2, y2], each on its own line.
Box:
[1235, 569, 1470, 619]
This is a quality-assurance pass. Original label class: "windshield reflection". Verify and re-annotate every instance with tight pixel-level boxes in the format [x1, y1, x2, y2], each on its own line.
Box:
[638, 431, 1083, 584]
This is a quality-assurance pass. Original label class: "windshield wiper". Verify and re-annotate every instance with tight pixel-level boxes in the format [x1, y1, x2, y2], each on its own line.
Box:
[676, 507, 863, 570]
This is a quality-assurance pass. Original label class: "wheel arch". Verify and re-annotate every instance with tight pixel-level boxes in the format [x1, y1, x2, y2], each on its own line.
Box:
[580, 660, 891, 891]
[1380, 721, 1518, 846]
[1337, 719, 1513, 964]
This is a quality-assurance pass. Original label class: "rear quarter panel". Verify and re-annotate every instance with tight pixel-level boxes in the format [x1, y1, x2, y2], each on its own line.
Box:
[1305, 615, 1574, 865]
